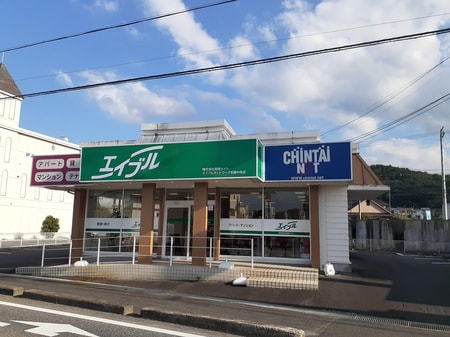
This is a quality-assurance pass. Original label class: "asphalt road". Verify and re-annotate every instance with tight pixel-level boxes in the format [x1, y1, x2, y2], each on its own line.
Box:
[1, 247, 450, 336]
[0, 295, 240, 337]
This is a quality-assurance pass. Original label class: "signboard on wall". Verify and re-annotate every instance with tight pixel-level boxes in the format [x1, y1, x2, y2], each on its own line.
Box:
[264, 142, 352, 182]
[31, 154, 81, 186]
[220, 218, 310, 236]
[80, 139, 262, 182]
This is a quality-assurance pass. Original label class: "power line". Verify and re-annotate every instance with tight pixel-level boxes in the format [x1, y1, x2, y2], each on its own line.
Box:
[12, 11, 450, 83]
[5, 26, 450, 100]
[322, 55, 450, 138]
[349, 92, 450, 143]
[0, 0, 237, 54]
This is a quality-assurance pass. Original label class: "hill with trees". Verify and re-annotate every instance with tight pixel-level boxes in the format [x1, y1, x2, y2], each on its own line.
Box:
[370, 164, 448, 209]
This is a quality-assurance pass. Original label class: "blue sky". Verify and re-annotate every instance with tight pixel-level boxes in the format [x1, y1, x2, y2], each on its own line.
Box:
[1, 0, 450, 173]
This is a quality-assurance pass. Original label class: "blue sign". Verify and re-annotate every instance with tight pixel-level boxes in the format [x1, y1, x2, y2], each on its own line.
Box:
[265, 142, 352, 181]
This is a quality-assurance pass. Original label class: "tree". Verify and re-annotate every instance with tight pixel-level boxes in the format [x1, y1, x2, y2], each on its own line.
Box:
[41, 215, 60, 238]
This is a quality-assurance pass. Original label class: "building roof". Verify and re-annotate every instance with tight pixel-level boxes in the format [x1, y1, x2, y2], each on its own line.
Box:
[138, 120, 235, 143]
[0, 63, 23, 98]
[348, 152, 390, 200]
[348, 200, 392, 217]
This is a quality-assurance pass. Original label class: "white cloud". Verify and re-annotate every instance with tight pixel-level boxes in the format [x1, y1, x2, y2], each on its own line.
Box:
[80, 71, 196, 123]
[93, 0, 118, 13]
[363, 137, 449, 173]
[56, 71, 73, 87]
[142, 0, 224, 66]
[83, 0, 450, 171]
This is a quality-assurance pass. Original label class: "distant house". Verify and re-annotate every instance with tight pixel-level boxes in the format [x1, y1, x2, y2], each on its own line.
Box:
[348, 200, 392, 220]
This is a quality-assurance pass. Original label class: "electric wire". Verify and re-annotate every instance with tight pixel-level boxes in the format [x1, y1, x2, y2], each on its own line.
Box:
[348, 92, 450, 143]
[321, 56, 450, 138]
[5, 26, 449, 100]
[13, 12, 450, 83]
[0, 0, 237, 54]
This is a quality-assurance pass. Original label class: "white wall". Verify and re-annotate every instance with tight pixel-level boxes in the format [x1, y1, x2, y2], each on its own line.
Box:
[0, 96, 79, 239]
[318, 185, 351, 271]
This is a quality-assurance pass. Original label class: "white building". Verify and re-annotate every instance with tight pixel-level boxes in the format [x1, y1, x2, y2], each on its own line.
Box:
[0, 63, 80, 239]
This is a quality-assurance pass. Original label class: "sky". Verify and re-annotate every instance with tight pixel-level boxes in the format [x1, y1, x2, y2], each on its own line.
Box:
[1, 0, 450, 174]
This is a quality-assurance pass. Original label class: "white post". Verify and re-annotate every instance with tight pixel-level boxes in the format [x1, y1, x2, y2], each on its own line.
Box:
[209, 237, 213, 269]
[96, 238, 101, 266]
[68, 240, 72, 266]
[132, 236, 136, 265]
[41, 243, 46, 268]
[169, 236, 174, 267]
[251, 238, 254, 270]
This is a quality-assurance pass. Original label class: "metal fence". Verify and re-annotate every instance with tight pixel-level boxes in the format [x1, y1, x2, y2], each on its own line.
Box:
[0, 233, 70, 249]
[1, 235, 255, 268]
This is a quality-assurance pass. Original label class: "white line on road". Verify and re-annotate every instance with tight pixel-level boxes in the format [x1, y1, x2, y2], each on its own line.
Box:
[0, 301, 207, 337]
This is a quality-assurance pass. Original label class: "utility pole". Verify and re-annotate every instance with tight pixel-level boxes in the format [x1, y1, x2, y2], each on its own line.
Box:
[440, 127, 448, 220]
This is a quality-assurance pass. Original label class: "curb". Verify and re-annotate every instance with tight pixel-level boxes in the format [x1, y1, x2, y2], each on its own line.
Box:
[141, 308, 305, 337]
[0, 282, 305, 336]
[21, 289, 135, 316]
[0, 285, 24, 297]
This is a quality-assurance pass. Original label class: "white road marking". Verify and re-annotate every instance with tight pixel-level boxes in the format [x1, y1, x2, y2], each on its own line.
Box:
[0, 322, 10, 327]
[0, 301, 207, 337]
[13, 321, 98, 337]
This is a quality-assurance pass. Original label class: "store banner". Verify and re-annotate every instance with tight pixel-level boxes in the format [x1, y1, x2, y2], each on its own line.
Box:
[31, 154, 81, 186]
[81, 139, 262, 182]
[220, 218, 310, 236]
[84, 218, 142, 232]
[264, 142, 352, 182]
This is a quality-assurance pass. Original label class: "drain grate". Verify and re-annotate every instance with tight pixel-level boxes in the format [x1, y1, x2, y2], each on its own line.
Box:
[351, 314, 450, 333]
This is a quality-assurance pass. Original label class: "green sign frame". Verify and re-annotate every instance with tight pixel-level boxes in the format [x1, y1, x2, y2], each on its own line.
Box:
[80, 139, 262, 182]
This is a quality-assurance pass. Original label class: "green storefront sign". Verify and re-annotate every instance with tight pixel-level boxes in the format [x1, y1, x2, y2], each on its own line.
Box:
[80, 139, 262, 182]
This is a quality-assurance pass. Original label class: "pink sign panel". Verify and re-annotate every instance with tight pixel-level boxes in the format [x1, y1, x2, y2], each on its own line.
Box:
[31, 154, 81, 186]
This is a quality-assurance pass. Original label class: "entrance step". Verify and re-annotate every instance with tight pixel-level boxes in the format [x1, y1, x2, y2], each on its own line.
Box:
[247, 277, 318, 290]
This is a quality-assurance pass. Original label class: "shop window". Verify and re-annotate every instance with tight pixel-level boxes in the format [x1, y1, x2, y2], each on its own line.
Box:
[122, 190, 142, 219]
[220, 188, 262, 218]
[86, 190, 124, 218]
[264, 236, 310, 258]
[264, 188, 309, 220]
[85, 189, 144, 253]
[220, 235, 262, 256]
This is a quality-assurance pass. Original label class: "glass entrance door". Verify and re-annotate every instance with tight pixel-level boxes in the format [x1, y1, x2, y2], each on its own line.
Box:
[164, 202, 193, 258]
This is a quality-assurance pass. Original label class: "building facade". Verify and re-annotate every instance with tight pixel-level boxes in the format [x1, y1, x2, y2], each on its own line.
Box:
[2, 63, 387, 271]
[57, 120, 387, 272]
[0, 64, 80, 238]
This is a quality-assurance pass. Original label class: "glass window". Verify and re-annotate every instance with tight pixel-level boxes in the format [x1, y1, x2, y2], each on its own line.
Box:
[265, 236, 310, 258]
[122, 190, 142, 219]
[87, 190, 123, 218]
[220, 188, 262, 218]
[220, 235, 262, 256]
[264, 188, 309, 220]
